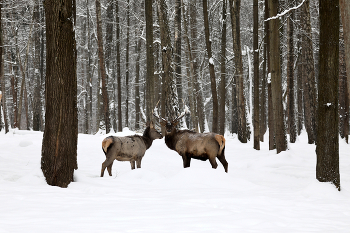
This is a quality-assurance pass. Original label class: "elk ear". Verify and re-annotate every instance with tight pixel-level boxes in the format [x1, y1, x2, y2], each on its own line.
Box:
[150, 121, 154, 128]
[172, 120, 179, 127]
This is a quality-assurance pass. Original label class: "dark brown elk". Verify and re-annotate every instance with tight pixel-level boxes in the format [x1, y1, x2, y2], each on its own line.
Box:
[100, 121, 163, 177]
[153, 110, 228, 172]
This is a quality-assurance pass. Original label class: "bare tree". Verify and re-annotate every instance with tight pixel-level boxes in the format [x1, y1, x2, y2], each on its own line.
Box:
[253, 0, 260, 149]
[219, 0, 227, 136]
[96, 0, 110, 133]
[268, 0, 287, 153]
[203, 0, 219, 133]
[41, 0, 77, 187]
[340, 0, 350, 105]
[229, 0, 248, 142]
[287, 3, 296, 143]
[316, 0, 340, 191]
[145, 0, 155, 122]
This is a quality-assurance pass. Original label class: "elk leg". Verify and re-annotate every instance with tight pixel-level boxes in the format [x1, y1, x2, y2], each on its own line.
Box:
[217, 154, 228, 173]
[101, 157, 115, 177]
[209, 157, 218, 169]
[107, 161, 114, 176]
[130, 160, 136, 170]
[136, 157, 142, 169]
[181, 154, 191, 168]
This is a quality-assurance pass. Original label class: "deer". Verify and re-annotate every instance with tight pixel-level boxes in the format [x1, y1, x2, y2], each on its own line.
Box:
[153, 106, 228, 173]
[100, 121, 163, 177]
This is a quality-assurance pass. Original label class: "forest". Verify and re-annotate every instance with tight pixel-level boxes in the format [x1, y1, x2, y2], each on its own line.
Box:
[0, 0, 349, 189]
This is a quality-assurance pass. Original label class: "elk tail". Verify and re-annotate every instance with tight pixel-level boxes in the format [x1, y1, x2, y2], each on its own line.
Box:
[102, 136, 114, 155]
[215, 134, 226, 155]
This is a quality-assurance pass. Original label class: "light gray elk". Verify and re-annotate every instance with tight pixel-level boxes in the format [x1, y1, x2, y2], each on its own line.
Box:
[153, 110, 228, 172]
[100, 121, 162, 177]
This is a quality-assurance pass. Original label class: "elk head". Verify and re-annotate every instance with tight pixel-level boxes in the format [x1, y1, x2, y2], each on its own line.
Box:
[152, 101, 186, 135]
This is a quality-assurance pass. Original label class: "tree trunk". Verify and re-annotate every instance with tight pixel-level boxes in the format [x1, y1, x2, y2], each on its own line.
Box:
[340, 0, 350, 106]
[41, 0, 77, 187]
[253, 0, 260, 149]
[96, 0, 110, 133]
[287, 8, 296, 143]
[125, 0, 130, 128]
[268, 0, 287, 153]
[157, 0, 179, 119]
[190, 0, 205, 133]
[203, 0, 219, 133]
[229, 0, 248, 142]
[316, 0, 340, 191]
[219, 0, 227, 136]
[115, 0, 122, 131]
[174, 0, 182, 114]
[33, 0, 42, 131]
[182, 0, 198, 132]
[145, 0, 155, 122]
[301, 0, 317, 144]
[339, 29, 349, 142]
[0, 2, 9, 133]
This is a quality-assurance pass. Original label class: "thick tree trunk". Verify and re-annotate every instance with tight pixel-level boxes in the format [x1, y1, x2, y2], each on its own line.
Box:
[316, 0, 340, 191]
[253, 0, 260, 149]
[229, 0, 248, 142]
[41, 0, 77, 187]
[268, 0, 287, 153]
[203, 0, 219, 133]
[340, 0, 350, 105]
[157, 0, 179, 119]
[96, 0, 110, 133]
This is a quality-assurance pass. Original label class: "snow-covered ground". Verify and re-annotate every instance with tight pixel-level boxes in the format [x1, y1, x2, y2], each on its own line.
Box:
[0, 128, 350, 232]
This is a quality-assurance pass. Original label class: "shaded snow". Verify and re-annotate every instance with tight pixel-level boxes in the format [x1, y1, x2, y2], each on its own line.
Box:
[0, 129, 350, 232]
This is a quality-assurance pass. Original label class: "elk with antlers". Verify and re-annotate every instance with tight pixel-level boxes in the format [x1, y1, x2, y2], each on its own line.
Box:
[153, 106, 228, 172]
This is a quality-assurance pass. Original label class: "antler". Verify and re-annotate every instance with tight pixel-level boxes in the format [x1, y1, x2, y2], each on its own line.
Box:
[172, 99, 189, 123]
[152, 100, 167, 123]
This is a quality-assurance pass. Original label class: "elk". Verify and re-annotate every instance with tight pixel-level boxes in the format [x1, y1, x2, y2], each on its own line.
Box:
[153, 109, 228, 172]
[100, 121, 163, 177]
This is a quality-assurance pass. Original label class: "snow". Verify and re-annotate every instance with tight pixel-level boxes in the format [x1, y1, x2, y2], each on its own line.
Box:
[1, 129, 350, 232]
[209, 57, 214, 65]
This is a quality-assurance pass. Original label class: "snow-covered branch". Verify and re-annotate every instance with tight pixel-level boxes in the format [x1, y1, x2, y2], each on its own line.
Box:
[265, 0, 306, 22]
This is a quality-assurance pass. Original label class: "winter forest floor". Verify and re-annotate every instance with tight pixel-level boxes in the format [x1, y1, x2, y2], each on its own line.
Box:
[0, 128, 350, 232]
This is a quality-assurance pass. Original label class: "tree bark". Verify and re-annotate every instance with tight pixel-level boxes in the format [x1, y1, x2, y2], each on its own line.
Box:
[287, 8, 296, 143]
[157, 0, 179, 119]
[174, 0, 182, 114]
[41, 0, 77, 187]
[253, 0, 260, 149]
[316, 0, 340, 191]
[115, 0, 122, 131]
[125, 0, 130, 128]
[145, 0, 155, 122]
[190, 0, 205, 133]
[268, 0, 287, 153]
[301, 0, 317, 144]
[340, 0, 350, 105]
[96, 0, 110, 133]
[0, 2, 9, 133]
[219, 0, 227, 136]
[229, 0, 248, 142]
[203, 0, 219, 133]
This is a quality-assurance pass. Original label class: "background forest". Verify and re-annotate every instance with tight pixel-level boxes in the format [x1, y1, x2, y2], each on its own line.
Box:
[0, 0, 349, 179]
